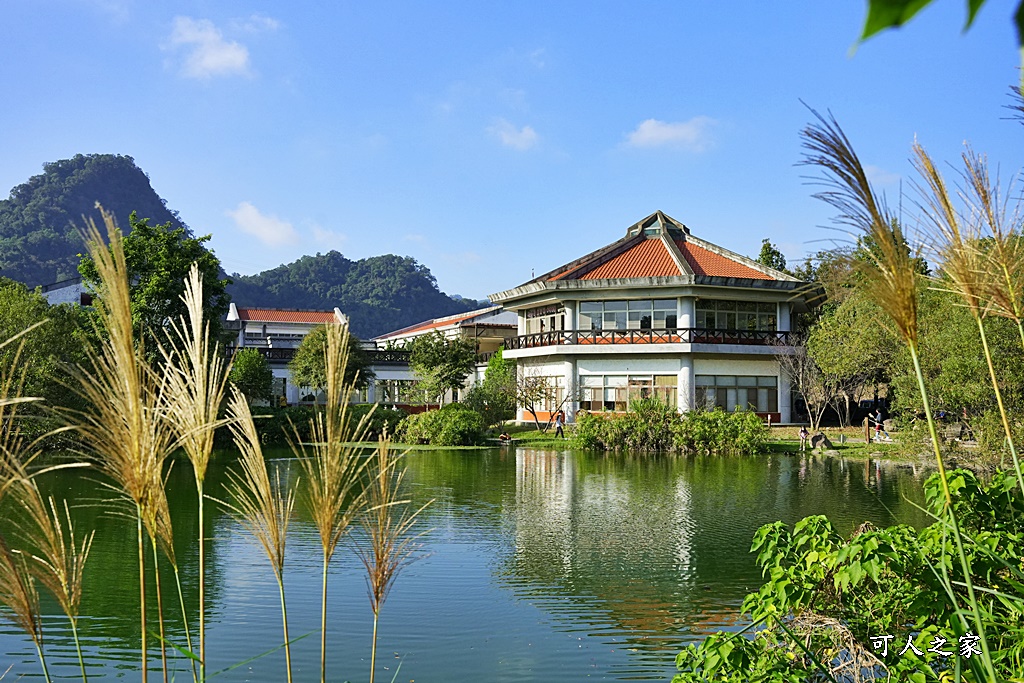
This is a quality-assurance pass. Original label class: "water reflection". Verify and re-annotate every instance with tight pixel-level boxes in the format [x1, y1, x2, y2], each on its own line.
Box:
[1, 450, 930, 682]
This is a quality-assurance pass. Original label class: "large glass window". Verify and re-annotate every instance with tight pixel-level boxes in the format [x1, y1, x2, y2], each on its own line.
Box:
[578, 300, 677, 331]
[694, 375, 778, 412]
[695, 300, 776, 331]
[579, 375, 677, 411]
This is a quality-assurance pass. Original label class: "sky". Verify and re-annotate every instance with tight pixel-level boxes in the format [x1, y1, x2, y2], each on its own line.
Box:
[1, 1, 1022, 301]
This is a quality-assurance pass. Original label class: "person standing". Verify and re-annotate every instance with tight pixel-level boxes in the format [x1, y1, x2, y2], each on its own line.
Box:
[799, 426, 810, 452]
[554, 410, 565, 438]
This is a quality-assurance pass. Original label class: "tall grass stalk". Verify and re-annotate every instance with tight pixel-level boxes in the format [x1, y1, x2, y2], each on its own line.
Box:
[0, 535, 49, 682]
[357, 436, 430, 683]
[0, 323, 76, 683]
[958, 148, 1024, 498]
[70, 209, 175, 683]
[802, 111, 997, 681]
[224, 388, 296, 683]
[14, 482, 94, 682]
[292, 323, 374, 683]
[161, 264, 232, 682]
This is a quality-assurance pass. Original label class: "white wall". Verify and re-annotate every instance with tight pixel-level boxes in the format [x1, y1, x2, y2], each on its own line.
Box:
[693, 358, 779, 376]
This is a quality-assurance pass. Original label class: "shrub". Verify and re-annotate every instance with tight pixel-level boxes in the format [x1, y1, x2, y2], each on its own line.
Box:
[570, 404, 768, 454]
[346, 403, 407, 440]
[395, 403, 485, 446]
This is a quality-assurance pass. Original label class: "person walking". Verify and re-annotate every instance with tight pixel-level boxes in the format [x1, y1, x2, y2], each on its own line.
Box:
[554, 410, 565, 439]
[874, 409, 892, 441]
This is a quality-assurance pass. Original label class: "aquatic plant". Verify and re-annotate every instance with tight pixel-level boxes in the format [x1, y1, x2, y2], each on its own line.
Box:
[291, 323, 373, 683]
[69, 208, 176, 683]
[357, 436, 430, 683]
[161, 264, 232, 680]
[224, 387, 297, 683]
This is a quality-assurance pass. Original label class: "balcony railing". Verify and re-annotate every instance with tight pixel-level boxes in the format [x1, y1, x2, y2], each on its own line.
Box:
[229, 347, 297, 362]
[365, 349, 411, 365]
[504, 328, 794, 350]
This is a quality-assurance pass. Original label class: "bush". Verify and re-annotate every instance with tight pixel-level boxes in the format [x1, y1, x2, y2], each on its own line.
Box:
[570, 403, 768, 454]
[346, 403, 407, 440]
[395, 403, 486, 446]
[673, 409, 769, 454]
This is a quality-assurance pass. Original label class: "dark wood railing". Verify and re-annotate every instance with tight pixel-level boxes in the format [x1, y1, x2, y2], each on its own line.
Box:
[504, 328, 793, 350]
[229, 347, 298, 362]
[227, 347, 412, 365]
[365, 348, 411, 365]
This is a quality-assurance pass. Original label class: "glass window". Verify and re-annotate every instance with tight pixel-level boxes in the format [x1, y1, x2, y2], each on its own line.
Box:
[579, 302, 601, 331]
[692, 376, 779, 413]
[696, 300, 779, 331]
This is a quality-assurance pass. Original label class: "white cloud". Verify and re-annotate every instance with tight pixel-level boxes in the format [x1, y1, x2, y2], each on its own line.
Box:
[865, 164, 901, 187]
[626, 116, 717, 151]
[311, 224, 347, 247]
[488, 119, 539, 151]
[227, 202, 299, 246]
[230, 13, 280, 33]
[167, 17, 250, 80]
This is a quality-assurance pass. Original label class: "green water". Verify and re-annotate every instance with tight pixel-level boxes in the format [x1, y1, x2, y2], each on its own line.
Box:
[0, 449, 930, 681]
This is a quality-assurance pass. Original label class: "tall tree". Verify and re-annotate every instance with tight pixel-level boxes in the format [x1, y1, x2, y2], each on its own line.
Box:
[228, 349, 274, 404]
[408, 331, 476, 405]
[78, 211, 230, 351]
[756, 238, 788, 273]
[0, 277, 93, 411]
[289, 324, 374, 394]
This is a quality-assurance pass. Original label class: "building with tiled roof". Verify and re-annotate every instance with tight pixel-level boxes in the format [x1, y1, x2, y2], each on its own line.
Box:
[225, 303, 350, 405]
[488, 211, 822, 424]
[370, 305, 517, 405]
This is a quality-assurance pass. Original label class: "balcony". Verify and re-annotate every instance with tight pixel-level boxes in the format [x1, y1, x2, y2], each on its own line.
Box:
[504, 328, 794, 350]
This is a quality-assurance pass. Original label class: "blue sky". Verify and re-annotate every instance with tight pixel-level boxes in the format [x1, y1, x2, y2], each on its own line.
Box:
[1, 1, 1021, 300]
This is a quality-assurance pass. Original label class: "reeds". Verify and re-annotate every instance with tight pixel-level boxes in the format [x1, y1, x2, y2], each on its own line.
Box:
[801, 110, 1003, 682]
[69, 208, 176, 682]
[161, 264, 232, 681]
[223, 387, 296, 683]
[291, 323, 374, 683]
[357, 436, 430, 683]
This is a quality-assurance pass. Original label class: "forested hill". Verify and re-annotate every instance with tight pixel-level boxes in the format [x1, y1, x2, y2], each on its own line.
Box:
[227, 251, 482, 339]
[0, 154, 185, 287]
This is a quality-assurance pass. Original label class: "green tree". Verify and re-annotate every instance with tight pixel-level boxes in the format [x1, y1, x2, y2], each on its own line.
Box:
[0, 277, 93, 411]
[78, 211, 230, 351]
[807, 290, 901, 425]
[464, 348, 516, 428]
[229, 348, 274, 404]
[755, 238, 788, 273]
[288, 324, 374, 393]
[408, 331, 477, 405]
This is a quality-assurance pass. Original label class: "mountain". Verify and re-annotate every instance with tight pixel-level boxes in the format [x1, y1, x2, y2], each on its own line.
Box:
[0, 154, 185, 287]
[0, 153, 482, 338]
[227, 251, 481, 339]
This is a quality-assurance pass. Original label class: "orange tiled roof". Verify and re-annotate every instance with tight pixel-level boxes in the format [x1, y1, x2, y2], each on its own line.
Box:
[675, 240, 773, 280]
[236, 308, 338, 323]
[375, 307, 503, 339]
[575, 239, 682, 280]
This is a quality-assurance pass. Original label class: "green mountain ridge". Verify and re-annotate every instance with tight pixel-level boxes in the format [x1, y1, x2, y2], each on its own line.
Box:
[0, 154, 482, 339]
[0, 154, 185, 287]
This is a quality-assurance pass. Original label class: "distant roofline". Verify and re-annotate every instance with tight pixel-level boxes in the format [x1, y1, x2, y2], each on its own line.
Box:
[372, 305, 504, 340]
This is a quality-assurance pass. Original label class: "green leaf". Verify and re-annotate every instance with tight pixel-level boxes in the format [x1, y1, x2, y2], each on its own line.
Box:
[862, 0, 936, 40]
[965, 0, 986, 29]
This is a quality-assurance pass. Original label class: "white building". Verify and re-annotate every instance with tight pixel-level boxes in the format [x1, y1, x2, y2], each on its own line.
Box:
[369, 305, 517, 406]
[225, 303, 348, 405]
[488, 211, 822, 424]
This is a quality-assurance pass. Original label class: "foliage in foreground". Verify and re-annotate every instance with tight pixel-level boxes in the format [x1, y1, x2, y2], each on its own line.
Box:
[571, 400, 769, 454]
[396, 403, 486, 446]
[673, 469, 1024, 682]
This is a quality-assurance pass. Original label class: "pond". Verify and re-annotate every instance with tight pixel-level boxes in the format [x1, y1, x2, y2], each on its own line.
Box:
[0, 449, 931, 681]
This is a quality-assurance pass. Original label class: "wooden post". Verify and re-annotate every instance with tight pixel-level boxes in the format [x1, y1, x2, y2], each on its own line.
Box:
[864, 416, 871, 444]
